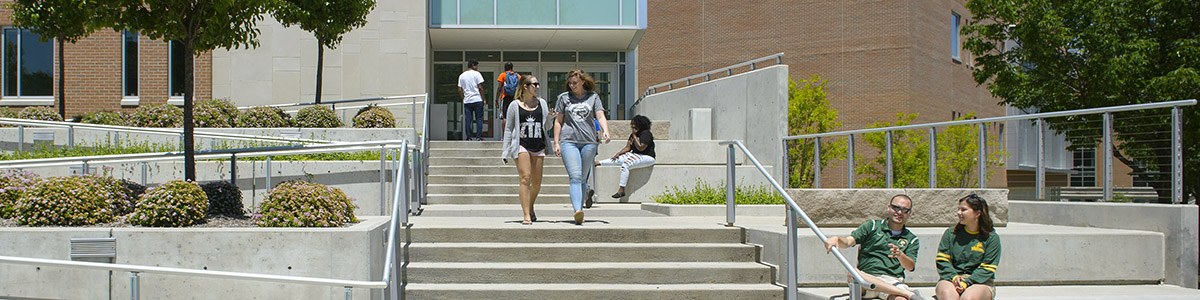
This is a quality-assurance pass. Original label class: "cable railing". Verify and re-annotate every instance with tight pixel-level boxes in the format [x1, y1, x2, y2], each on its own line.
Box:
[0, 139, 417, 300]
[718, 140, 873, 300]
[782, 99, 1195, 203]
[239, 94, 428, 129]
[0, 118, 332, 152]
[631, 52, 784, 111]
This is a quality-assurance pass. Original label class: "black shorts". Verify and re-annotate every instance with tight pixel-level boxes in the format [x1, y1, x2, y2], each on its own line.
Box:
[498, 96, 515, 119]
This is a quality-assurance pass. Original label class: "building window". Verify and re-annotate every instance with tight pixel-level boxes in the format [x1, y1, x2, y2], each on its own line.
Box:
[951, 12, 962, 61]
[123, 31, 138, 97]
[1071, 148, 1096, 187]
[169, 41, 185, 97]
[3, 28, 53, 97]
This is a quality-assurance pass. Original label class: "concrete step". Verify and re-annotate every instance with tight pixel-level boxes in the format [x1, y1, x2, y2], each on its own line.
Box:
[431, 166, 568, 175]
[405, 227, 746, 243]
[429, 149, 503, 158]
[796, 284, 1200, 300]
[428, 183, 570, 195]
[410, 204, 665, 218]
[404, 283, 783, 300]
[428, 174, 570, 185]
[430, 157, 565, 165]
[430, 141, 505, 149]
[409, 242, 759, 262]
[405, 262, 774, 284]
[427, 193, 571, 204]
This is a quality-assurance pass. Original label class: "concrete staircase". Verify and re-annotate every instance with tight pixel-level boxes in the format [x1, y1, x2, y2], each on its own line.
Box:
[402, 208, 784, 299]
[427, 141, 572, 204]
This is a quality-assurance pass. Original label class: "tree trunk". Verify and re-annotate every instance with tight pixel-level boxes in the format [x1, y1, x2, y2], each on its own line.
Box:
[57, 39, 65, 118]
[183, 41, 196, 181]
[315, 42, 324, 104]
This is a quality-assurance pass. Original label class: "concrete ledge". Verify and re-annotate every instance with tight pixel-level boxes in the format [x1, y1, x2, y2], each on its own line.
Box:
[0, 217, 389, 300]
[592, 165, 773, 203]
[0, 127, 416, 150]
[788, 189, 1009, 227]
[595, 140, 746, 165]
[604, 120, 670, 142]
[1010, 200, 1198, 288]
[744, 222, 1165, 287]
[640, 202, 784, 217]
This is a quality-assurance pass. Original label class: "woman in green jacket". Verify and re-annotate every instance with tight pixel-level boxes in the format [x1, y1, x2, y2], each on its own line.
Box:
[935, 194, 1001, 300]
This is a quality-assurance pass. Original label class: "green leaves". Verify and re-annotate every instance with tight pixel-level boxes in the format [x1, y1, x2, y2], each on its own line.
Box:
[272, 0, 376, 49]
[787, 75, 846, 188]
[854, 113, 1006, 188]
[8, 0, 109, 43]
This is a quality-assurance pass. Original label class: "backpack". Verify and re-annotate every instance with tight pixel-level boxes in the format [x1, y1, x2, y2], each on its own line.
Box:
[502, 71, 520, 96]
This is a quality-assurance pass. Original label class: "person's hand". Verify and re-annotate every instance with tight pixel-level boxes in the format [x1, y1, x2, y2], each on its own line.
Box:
[502, 158, 509, 165]
[952, 275, 967, 294]
[888, 244, 903, 258]
[602, 131, 611, 144]
[554, 144, 562, 157]
[823, 237, 839, 254]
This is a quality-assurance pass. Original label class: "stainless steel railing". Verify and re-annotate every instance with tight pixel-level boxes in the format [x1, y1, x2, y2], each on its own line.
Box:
[783, 99, 1195, 203]
[239, 94, 428, 129]
[631, 52, 784, 113]
[0, 140, 416, 300]
[719, 140, 873, 300]
[0, 118, 331, 151]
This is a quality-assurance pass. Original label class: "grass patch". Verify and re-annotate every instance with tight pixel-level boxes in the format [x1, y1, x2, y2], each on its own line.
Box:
[652, 179, 785, 205]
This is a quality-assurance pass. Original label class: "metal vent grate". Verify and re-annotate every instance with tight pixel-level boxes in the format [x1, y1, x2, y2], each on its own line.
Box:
[70, 237, 116, 262]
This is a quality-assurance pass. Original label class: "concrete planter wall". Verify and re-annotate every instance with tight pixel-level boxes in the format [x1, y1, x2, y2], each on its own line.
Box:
[788, 188, 1009, 227]
[0, 217, 390, 300]
[0, 127, 417, 150]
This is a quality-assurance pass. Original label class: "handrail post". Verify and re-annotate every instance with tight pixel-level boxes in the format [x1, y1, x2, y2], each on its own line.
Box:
[1036, 118, 1045, 200]
[68, 125, 74, 149]
[380, 145, 387, 214]
[977, 123, 986, 188]
[1103, 113, 1113, 200]
[885, 131, 893, 188]
[130, 271, 140, 300]
[230, 154, 238, 185]
[82, 161, 89, 175]
[266, 156, 272, 191]
[725, 144, 736, 227]
[400, 148, 410, 223]
[344, 286, 352, 300]
[813, 137, 821, 188]
[141, 162, 148, 185]
[18, 125, 23, 153]
[781, 140, 790, 188]
[847, 134, 855, 188]
[849, 281, 862, 300]
[1172, 106, 1182, 204]
[785, 207, 798, 300]
[928, 127, 937, 188]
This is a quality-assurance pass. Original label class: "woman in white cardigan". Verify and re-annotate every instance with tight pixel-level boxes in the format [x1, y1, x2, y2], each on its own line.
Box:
[501, 75, 553, 225]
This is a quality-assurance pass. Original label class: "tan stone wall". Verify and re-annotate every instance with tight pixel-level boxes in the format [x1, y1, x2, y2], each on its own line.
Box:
[789, 188, 1009, 227]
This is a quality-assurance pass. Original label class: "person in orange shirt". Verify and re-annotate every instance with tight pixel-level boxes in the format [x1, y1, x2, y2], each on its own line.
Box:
[496, 62, 521, 126]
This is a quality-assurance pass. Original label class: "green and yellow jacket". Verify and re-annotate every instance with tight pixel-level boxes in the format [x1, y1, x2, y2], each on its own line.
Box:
[935, 226, 1001, 285]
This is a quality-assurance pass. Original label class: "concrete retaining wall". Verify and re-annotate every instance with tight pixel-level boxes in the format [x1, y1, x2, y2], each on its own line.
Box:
[788, 188, 1009, 227]
[0, 217, 390, 300]
[1010, 200, 1199, 288]
[0, 127, 417, 151]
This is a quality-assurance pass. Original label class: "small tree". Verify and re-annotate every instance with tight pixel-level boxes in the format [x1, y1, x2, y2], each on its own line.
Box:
[786, 75, 846, 188]
[855, 113, 1006, 188]
[272, 0, 376, 104]
[108, 0, 272, 181]
[9, 0, 112, 118]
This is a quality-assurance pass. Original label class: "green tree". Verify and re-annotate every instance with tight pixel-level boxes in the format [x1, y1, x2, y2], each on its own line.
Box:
[108, 0, 273, 180]
[9, 0, 113, 118]
[855, 113, 1005, 188]
[963, 0, 1200, 200]
[272, 0, 376, 104]
[787, 75, 846, 188]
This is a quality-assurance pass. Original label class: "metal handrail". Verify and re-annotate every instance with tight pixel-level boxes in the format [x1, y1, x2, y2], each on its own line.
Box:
[236, 94, 427, 110]
[631, 52, 784, 109]
[283, 100, 426, 114]
[0, 139, 412, 169]
[0, 118, 332, 145]
[718, 140, 872, 300]
[0, 139, 413, 300]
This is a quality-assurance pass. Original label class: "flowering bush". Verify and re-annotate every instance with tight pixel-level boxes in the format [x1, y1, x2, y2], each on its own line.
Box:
[128, 180, 207, 227]
[19, 106, 63, 122]
[134, 104, 184, 127]
[353, 105, 395, 128]
[256, 180, 357, 227]
[0, 170, 40, 218]
[120, 179, 147, 201]
[81, 175, 137, 216]
[0, 109, 17, 127]
[14, 176, 116, 226]
[201, 181, 244, 216]
[194, 98, 239, 128]
[295, 105, 342, 128]
[237, 106, 293, 128]
[80, 111, 130, 126]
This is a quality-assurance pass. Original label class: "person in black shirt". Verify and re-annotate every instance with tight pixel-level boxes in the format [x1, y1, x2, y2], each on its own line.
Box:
[501, 75, 552, 225]
[595, 115, 656, 199]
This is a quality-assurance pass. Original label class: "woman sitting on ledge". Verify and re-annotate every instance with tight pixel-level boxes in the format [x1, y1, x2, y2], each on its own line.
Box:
[935, 193, 1002, 300]
[595, 115, 655, 200]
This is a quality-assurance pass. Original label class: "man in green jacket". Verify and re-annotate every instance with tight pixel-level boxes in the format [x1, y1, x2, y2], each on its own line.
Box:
[825, 194, 926, 300]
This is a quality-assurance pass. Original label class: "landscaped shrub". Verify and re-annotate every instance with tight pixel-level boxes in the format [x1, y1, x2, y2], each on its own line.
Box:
[0, 170, 40, 218]
[194, 98, 239, 128]
[237, 106, 293, 128]
[134, 104, 184, 127]
[0, 109, 17, 127]
[18, 106, 63, 122]
[256, 180, 357, 227]
[201, 181, 244, 216]
[128, 180, 207, 227]
[353, 105, 395, 128]
[119, 179, 147, 201]
[80, 111, 130, 126]
[14, 176, 117, 226]
[81, 175, 137, 215]
[651, 179, 785, 205]
[295, 105, 342, 128]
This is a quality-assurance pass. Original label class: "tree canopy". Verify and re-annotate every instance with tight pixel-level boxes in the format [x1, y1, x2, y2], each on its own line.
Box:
[786, 75, 846, 188]
[9, 0, 114, 118]
[964, 0, 1200, 201]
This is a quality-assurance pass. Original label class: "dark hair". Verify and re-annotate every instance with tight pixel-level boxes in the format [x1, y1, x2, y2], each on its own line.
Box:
[890, 194, 912, 208]
[504, 62, 514, 71]
[954, 193, 994, 239]
[566, 69, 596, 92]
[631, 115, 652, 132]
[467, 59, 479, 68]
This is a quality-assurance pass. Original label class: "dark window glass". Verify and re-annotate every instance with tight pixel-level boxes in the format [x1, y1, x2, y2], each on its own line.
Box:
[1070, 148, 1096, 187]
[541, 51, 576, 62]
[434, 63, 463, 139]
[578, 52, 618, 62]
[619, 52, 626, 62]
[2, 28, 53, 97]
[170, 41, 185, 97]
[433, 51, 463, 62]
[123, 31, 138, 97]
[502, 51, 538, 62]
[464, 51, 500, 62]
[4, 29, 18, 97]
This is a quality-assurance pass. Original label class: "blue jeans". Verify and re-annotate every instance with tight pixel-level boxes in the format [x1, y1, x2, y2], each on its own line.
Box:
[560, 142, 597, 211]
[463, 102, 484, 140]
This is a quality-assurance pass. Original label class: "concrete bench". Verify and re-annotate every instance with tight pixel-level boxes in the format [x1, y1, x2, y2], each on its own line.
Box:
[1050, 186, 1160, 202]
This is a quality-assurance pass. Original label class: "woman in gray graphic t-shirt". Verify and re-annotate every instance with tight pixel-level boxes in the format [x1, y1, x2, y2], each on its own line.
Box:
[553, 69, 611, 225]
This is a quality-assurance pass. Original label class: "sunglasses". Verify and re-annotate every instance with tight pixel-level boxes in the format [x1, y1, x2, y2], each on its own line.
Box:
[526, 82, 540, 87]
[889, 204, 912, 214]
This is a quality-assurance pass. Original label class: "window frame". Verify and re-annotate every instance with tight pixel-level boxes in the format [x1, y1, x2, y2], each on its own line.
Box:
[951, 12, 962, 62]
[121, 30, 140, 106]
[167, 40, 185, 105]
[0, 27, 54, 106]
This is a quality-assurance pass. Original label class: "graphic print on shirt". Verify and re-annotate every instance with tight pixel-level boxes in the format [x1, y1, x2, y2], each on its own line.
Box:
[567, 101, 593, 122]
[521, 115, 542, 139]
